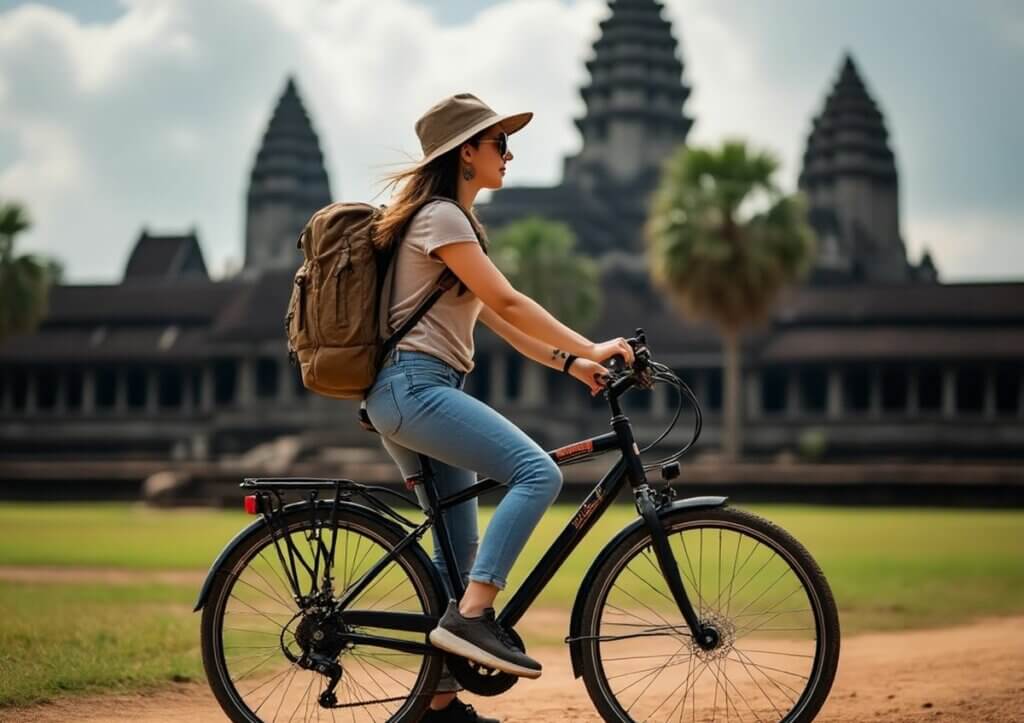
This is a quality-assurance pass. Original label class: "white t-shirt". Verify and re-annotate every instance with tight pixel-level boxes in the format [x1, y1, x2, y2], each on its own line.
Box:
[388, 199, 485, 373]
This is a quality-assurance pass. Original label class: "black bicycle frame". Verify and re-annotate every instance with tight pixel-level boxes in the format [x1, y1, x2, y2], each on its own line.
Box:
[242, 373, 709, 656]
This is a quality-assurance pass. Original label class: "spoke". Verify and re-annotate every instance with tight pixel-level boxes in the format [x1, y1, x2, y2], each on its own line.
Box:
[232, 572, 297, 612]
[347, 558, 404, 609]
[357, 654, 416, 693]
[721, 548, 778, 617]
[232, 649, 281, 685]
[224, 626, 284, 636]
[249, 661, 300, 713]
[229, 591, 292, 630]
[676, 533, 703, 615]
[637, 549, 714, 616]
[732, 645, 784, 719]
[732, 583, 805, 628]
[730, 567, 793, 621]
[254, 549, 300, 608]
[643, 653, 698, 720]
[717, 661, 766, 722]
[731, 648, 802, 704]
[720, 533, 758, 615]
[606, 648, 692, 682]
[354, 650, 418, 675]
[381, 589, 419, 612]
[735, 647, 814, 659]
[726, 652, 808, 684]
[272, 664, 302, 722]
[611, 642, 690, 699]
[609, 582, 681, 640]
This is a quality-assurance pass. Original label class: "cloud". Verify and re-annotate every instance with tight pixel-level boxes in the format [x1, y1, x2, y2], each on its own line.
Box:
[0, 0, 608, 282]
[0, 0, 1020, 284]
[905, 209, 1024, 282]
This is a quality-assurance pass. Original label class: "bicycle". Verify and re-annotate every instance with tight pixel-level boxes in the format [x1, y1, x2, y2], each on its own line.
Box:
[194, 328, 840, 722]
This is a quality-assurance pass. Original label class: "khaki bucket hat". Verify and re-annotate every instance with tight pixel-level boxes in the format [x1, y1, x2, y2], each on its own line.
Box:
[411, 92, 533, 170]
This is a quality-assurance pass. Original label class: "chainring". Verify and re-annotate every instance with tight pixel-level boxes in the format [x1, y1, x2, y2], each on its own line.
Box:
[444, 627, 525, 696]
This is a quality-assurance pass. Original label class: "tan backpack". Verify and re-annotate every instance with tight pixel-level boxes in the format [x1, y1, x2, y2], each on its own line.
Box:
[284, 196, 481, 414]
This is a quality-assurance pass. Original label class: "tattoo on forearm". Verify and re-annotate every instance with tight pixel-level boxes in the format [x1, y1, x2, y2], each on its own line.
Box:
[550, 348, 569, 367]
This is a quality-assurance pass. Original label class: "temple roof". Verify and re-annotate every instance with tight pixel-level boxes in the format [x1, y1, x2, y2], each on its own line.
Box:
[123, 230, 208, 281]
[573, 0, 693, 143]
[2, 276, 1023, 364]
[247, 76, 332, 208]
[799, 53, 898, 187]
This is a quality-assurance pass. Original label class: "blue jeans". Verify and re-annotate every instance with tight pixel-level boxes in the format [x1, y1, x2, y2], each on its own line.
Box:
[364, 348, 564, 692]
[365, 347, 563, 590]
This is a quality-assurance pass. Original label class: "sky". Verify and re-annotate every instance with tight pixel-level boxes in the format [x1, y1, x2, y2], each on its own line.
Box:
[0, 0, 1021, 284]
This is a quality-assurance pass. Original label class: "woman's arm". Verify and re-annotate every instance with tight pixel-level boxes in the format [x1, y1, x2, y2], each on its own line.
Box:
[433, 241, 596, 358]
[477, 304, 581, 371]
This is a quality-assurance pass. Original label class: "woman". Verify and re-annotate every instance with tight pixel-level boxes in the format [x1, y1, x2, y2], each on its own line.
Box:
[365, 92, 635, 723]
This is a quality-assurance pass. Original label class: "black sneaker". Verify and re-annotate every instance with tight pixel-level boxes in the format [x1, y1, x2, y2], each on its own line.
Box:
[428, 600, 542, 679]
[421, 697, 500, 723]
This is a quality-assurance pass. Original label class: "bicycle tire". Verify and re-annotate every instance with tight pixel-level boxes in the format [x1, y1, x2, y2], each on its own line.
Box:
[578, 506, 840, 722]
[200, 503, 445, 722]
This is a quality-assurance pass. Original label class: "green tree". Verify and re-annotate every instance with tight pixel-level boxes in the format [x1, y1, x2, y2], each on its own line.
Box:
[489, 215, 601, 334]
[645, 140, 816, 461]
[0, 201, 63, 344]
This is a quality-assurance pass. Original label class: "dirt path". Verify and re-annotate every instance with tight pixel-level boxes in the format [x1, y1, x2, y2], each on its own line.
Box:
[0, 565, 205, 586]
[8, 610, 1023, 722]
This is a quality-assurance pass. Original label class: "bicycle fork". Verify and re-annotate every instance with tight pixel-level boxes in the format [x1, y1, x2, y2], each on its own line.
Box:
[635, 486, 720, 650]
[616, 406, 720, 651]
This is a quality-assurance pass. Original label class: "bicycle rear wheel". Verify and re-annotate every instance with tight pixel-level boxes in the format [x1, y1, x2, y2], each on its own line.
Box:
[578, 506, 840, 723]
[200, 504, 444, 722]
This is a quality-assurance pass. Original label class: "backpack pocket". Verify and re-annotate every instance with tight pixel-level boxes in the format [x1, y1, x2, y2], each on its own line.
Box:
[331, 246, 352, 326]
[285, 265, 312, 350]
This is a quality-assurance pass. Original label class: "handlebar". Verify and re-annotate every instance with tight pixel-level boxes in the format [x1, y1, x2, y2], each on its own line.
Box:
[601, 328, 654, 391]
[593, 327, 704, 471]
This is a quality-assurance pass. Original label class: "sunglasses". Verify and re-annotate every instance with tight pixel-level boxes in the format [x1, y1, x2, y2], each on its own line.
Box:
[478, 131, 509, 157]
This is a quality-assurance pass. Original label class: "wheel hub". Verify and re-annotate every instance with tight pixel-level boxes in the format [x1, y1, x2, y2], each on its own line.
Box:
[691, 613, 736, 661]
[295, 613, 348, 659]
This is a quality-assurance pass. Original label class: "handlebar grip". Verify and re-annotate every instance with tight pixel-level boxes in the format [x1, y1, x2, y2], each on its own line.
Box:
[605, 353, 627, 372]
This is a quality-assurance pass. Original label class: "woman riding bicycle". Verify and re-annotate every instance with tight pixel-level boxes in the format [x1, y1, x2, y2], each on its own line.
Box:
[364, 92, 635, 721]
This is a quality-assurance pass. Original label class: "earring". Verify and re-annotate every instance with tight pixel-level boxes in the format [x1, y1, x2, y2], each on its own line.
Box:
[462, 164, 475, 181]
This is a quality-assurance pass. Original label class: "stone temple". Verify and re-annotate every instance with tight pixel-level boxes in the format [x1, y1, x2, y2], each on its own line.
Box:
[1, 0, 1022, 490]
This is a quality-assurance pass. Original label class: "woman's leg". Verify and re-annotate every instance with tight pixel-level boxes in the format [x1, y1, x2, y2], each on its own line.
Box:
[378, 437, 478, 699]
[379, 437, 479, 598]
[367, 361, 562, 675]
[385, 381, 564, 594]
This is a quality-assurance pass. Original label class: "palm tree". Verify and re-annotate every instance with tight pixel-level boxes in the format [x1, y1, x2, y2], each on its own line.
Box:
[0, 201, 63, 344]
[489, 216, 601, 334]
[645, 140, 816, 461]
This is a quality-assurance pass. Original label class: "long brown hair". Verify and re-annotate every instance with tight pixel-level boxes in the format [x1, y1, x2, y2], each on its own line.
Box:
[370, 128, 491, 255]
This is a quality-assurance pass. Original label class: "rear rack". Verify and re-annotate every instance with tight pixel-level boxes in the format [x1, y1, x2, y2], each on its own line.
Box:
[240, 477, 423, 530]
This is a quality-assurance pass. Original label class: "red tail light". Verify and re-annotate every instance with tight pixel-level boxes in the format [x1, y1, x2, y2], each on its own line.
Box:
[244, 495, 259, 515]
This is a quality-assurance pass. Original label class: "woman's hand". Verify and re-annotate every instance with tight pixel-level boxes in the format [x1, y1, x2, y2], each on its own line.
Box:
[569, 358, 611, 396]
[588, 338, 635, 367]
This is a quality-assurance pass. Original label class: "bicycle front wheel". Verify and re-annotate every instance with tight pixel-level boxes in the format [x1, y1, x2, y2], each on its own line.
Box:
[578, 506, 840, 723]
[200, 504, 444, 723]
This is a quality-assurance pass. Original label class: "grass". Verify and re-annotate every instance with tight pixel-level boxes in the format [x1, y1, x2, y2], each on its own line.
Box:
[1, 501, 1022, 707]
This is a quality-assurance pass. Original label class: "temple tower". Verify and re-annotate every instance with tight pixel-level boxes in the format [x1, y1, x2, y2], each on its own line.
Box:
[798, 54, 914, 284]
[244, 77, 332, 273]
[564, 0, 693, 195]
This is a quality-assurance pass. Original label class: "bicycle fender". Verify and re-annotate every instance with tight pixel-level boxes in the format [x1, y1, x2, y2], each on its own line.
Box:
[566, 495, 727, 678]
[192, 499, 442, 613]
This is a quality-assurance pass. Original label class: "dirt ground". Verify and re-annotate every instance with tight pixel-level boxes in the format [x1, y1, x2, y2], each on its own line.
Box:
[6, 601, 1023, 723]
